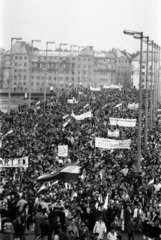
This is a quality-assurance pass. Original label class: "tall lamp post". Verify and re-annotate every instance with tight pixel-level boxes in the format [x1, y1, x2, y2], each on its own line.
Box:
[57, 43, 67, 99]
[156, 46, 160, 112]
[153, 44, 157, 123]
[8, 37, 22, 114]
[149, 41, 154, 131]
[29, 40, 41, 108]
[124, 29, 143, 172]
[158, 47, 161, 105]
[70, 45, 77, 92]
[134, 36, 149, 150]
[44, 41, 55, 101]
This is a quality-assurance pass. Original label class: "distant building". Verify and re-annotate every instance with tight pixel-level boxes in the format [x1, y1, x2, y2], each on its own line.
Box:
[0, 48, 6, 88]
[2, 41, 134, 94]
[131, 52, 156, 89]
[111, 48, 132, 88]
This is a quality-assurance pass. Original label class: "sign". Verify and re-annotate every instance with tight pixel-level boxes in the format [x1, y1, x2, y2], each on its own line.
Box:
[0, 156, 29, 168]
[71, 111, 92, 121]
[95, 137, 131, 149]
[108, 129, 119, 138]
[128, 103, 138, 110]
[103, 85, 122, 90]
[58, 145, 68, 157]
[109, 117, 136, 127]
[90, 86, 101, 91]
[67, 98, 78, 104]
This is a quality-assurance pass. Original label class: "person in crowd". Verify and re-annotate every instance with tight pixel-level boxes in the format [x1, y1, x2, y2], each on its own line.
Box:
[127, 216, 135, 240]
[34, 206, 44, 238]
[67, 218, 79, 240]
[93, 216, 106, 240]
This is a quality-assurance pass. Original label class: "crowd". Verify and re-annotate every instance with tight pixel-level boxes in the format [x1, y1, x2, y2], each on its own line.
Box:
[0, 86, 161, 240]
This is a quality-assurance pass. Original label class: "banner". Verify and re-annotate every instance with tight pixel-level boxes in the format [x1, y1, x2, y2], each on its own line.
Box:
[114, 103, 122, 108]
[108, 129, 119, 138]
[58, 145, 68, 157]
[63, 114, 69, 119]
[71, 111, 92, 121]
[0, 156, 29, 168]
[90, 86, 101, 91]
[128, 103, 138, 110]
[95, 137, 131, 149]
[63, 118, 71, 128]
[103, 85, 122, 90]
[109, 117, 136, 127]
[67, 98, 78, 104]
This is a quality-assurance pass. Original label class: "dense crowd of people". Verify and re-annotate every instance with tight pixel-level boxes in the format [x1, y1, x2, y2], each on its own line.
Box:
[0, 87, 161, 240]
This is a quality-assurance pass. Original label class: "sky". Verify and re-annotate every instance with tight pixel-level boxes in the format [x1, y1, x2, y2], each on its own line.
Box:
[0, 0, 161, 53]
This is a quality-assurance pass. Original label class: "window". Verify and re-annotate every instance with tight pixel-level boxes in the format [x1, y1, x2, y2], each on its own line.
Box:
[78, 64, 81, 68]
[78, 71, 80, 75]
[14, 82, 16, 85]
[24, 63, 27, 67]
[54, 77, 56, 80]
[14, 75, 17, 79]
[142, 72, 145, 75]
[37, 82, 39, 86]
[24, 56, 27, 60]
[23, 82, 26, 86]
[15, 62, 18, 66]
[31, 76, 34, 79]
[31, 82, 34, 86]
[20, 56, 22, 60]
[15, 56, 18, 59]
[23, 75, 26, 80]
[14, 69, 17, 72]
[79, 58, 81, 61]
[142, 65, 145, 69]
[37, 76, 39, 80]
[49, 76, 52, 80]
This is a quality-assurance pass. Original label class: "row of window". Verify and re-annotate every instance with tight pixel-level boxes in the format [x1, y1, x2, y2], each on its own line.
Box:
[15, 62, 28, 67]
[14, 56, 28, 60]
[13, 82, 73, 87]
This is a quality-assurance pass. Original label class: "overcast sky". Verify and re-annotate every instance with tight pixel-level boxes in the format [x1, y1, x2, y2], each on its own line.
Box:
[0, 0, 161, 53]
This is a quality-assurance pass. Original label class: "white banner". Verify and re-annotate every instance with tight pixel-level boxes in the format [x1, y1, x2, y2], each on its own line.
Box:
[103, 85, 122, 90]
[67, 98, 78, 104]
[58, 145, 68, 157]
[109, 117, 136, 127]
[95, 137, 131, 149]
[63, 118, 71, 128]
[90, 86, 101, 91]
[114, 103, 122, 108]
[71, 111, 92, 121]
[108, 129, 119, 138]
[0, 156, 29, 168]
[128, 103, 138, 110]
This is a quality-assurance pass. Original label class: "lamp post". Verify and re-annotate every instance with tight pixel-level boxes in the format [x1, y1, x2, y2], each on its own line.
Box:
[29, 40, 41, 108]
[156, 46, 160, 112]
[153, 44, 157, 123]
[124, 29, 143, 172]
[8, 37, 22, 114]
[44, 42, 55, 101]
[70, 45, 77, 92]
[158, 47, 161, 105]
[137, 36, 149, 150]
[57, 43, 67, 99]
[149, 41, 154, 131]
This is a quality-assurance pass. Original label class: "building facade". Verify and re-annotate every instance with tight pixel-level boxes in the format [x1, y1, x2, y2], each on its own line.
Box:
[2, 41, 132, 94]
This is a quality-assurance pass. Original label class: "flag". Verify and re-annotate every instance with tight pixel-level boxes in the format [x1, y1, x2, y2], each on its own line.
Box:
[37, 162, 81, 182]
[147, 179, 154, 188]
[38, 184, 46, 193]
[103, 194, 109, 209]
[24, 93, 28, 99]
[50, 86, 53, 91]
[36, 101, 40, 106]
[98, 193, 103, 204]
[71, 190, 77, 201]
[4, 129, 13, 137]
[99, 169, 103, 184]
[84, 104, 89, 109]
[63, 118, 71, 128]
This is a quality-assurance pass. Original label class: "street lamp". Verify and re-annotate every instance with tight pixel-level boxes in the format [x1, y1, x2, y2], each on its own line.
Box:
[29, 40, 41, 107]
[57, 43, 67, 99]
[8, 37, 22, 114]
[44, 41, 55, 101]
[153, 44, 158, 123]
[124, 29, 143, 172]
[70, 45, 77, 91]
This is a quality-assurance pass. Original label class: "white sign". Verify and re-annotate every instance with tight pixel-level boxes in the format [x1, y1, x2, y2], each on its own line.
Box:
[108, 129, 119, 138]
[128, 103, 138, 110]
[95, 137, 131, 149]
[58, 145, 68, 157]
[0, 156, 29, 168]
[67, 98, 78, 104]
[71, 111, 92, 121]
[103, 85, 122, 90]
[114, 103, 122, 108]
[90, 86, 101, 91]
[109, 117, 136, 127]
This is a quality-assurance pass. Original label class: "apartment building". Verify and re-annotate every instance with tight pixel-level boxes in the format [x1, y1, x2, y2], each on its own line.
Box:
[2, 41, 132, 93]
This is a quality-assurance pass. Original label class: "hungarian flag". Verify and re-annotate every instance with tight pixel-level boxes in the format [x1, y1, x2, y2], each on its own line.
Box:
[37, 162, 80, 183]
